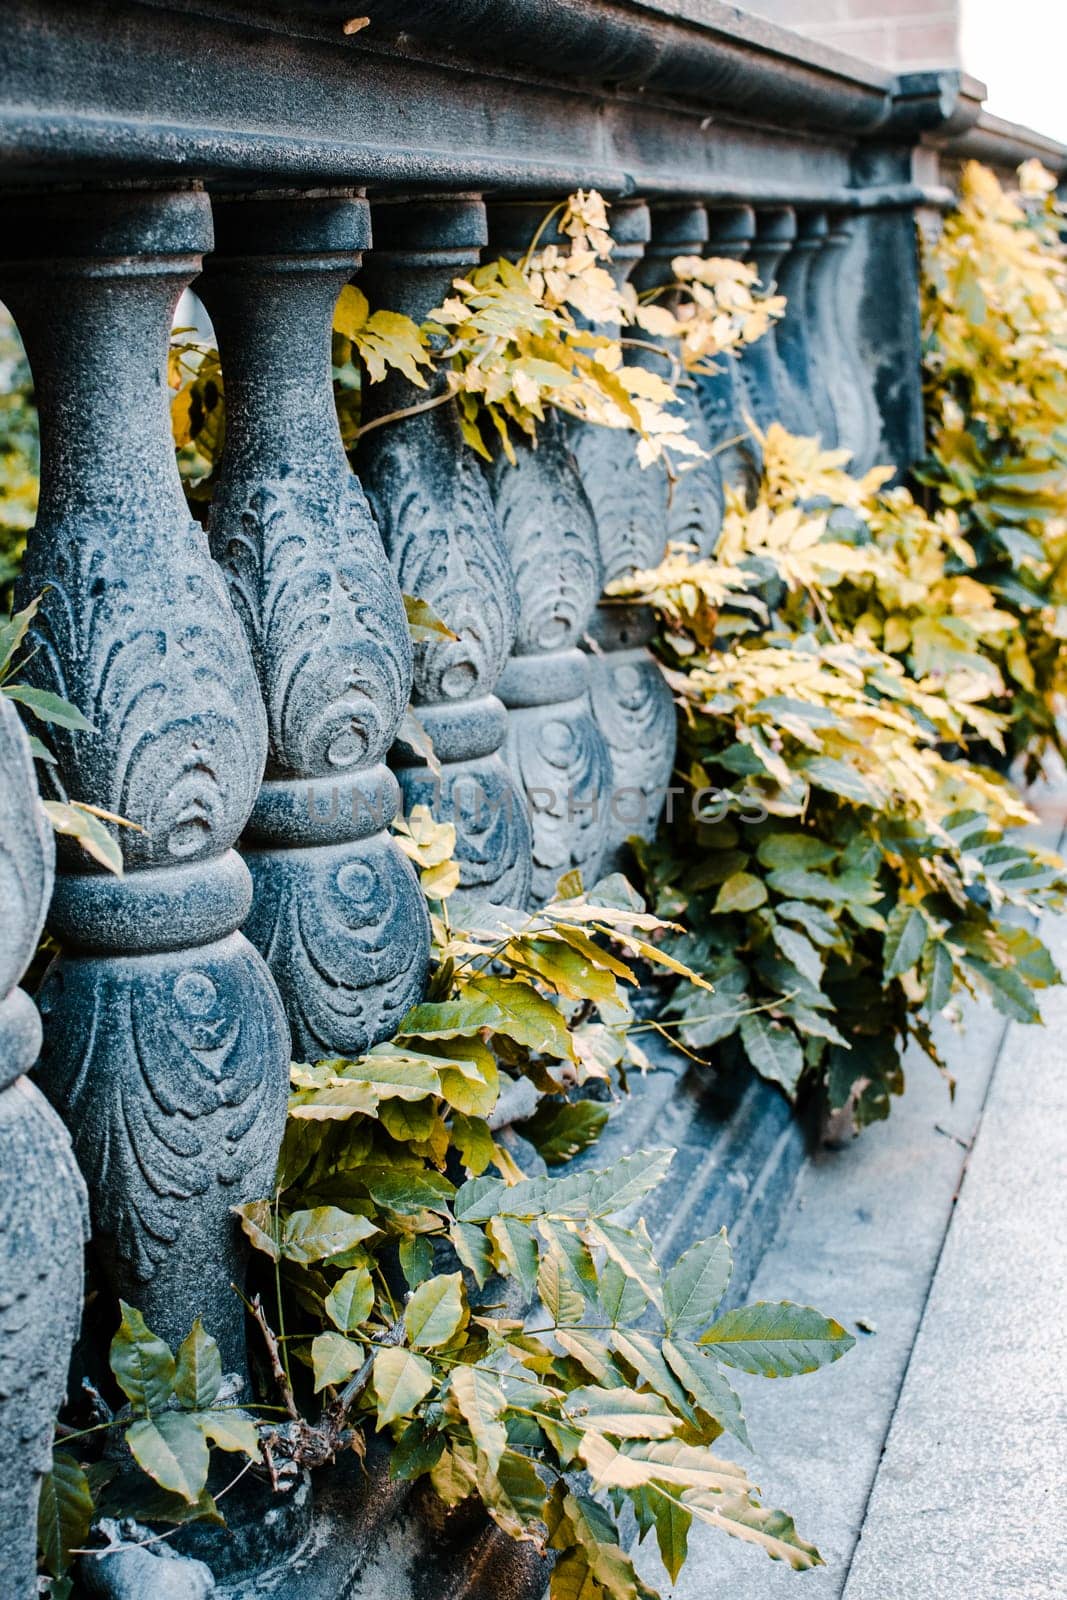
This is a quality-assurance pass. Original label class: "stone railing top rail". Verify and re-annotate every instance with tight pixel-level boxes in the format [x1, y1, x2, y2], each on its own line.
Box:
[6, 0, 1058, 202]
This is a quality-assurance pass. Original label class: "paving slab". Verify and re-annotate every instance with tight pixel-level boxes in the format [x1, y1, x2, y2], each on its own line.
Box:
[630, 996, 1009, 1598]
[843, 913, 1067, 1600]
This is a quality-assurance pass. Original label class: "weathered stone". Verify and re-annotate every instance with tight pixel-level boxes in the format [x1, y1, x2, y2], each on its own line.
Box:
[356, 198, 532, 908]
[809, 210, 883, 469]
[774, 209, 837, 443]
[0, 697, 88, 1600]
[201, 193, 430, 1058]
[5, 188, 290, 1378]
[484, 202, 614, 904]
[741, 206, 797, 431]
[699, 206, 764, 494]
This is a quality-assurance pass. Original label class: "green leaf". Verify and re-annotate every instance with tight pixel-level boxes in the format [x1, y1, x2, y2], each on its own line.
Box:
[699, 1301, 855, 1376]
[610, 1329, 696, 1423]
[0, 593, 41, 680]
[232, 1199, 279, 1261]
[966, 957, 1043, 1023]
[192, 1408, 261, 1458]
[324, 1267, 375, 1332]
[3, 682, 93, 730]
[684, 1490, 822, 1569]
[713, 871, 768, 914]
[358, 1164, 456, 1215]
[172, 1318, 222, 1411]
[401, 974, 575, 1061]
[281, 1206, 378, 1264]
[650, 1484, 691, 1584]
[923, 939, 955, 1013]
[399, 1234, 435, 1289]
[587, 1148, 674, 1217]
[488, 1214, 539, 1295]
[883, 905, 927, 982]
[537, 1235, 588, 1326]
[41, 800, 123, 875]
[565, 1386, 680, 1440]
[771, 923, 823, 988]
[110, 1302, 176, 1415]
[311, 1331, 365, 1393]
[451, 1219, 494, 1287]
[757, 833, 838, 870]
[451, 1111, 496, 1176]
[588, 1218, 662, 1308]
[599, 1256, 648, 1327]
[663, 1229, 732, 1334]
[662, 1337, 751, 1449]
[521, 1099, 610, 1165]
[126, 1413, 210, 1504]
[332, 1052, 443, 1102]
[390, 1417, 446, 1480]
[578, 1432, 749, 1494]
[405, 1271, 467, 1349]
[37, 1451, 94, 1577]
[372, 1346, 435, 1426]
[449, 1365, 508, 1471]
[739, 1013, 804, 1095]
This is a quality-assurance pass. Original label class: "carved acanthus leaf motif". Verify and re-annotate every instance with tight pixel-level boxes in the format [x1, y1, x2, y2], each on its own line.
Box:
[213, 477, 412, 778]
[244, 833, 430, 1059]
[364, 445, 516, 704]
[16, 524, 267, 869]
[487, 429, 601, 656]
[505, 698, 613, 904]
[398, 755, 533, 907]
[35, 935, 289, 1283]
[568, 422, 671, 581]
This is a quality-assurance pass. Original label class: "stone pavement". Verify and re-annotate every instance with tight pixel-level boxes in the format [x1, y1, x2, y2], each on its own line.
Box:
[631, 913, 1067, 1600]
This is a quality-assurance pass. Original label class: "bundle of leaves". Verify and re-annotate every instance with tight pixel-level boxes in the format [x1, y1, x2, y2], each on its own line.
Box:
[613, 425, 1066, 1127]
[220, 819, 851, 1596]
[173, 189, 782, 488]
[920, 159, 1067, 777]
[40, 1309, 264, 1595]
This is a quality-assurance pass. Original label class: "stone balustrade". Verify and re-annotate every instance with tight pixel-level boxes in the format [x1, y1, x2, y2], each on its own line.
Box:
[0, 4, 1047, 1595]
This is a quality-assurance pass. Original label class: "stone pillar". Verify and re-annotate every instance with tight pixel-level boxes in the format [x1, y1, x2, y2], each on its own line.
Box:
[775, 209, 838, 444]
[481, 204, 613, 904]
[200, 195, 430, 1057]
[0, 699, 87, 1600]
[810, 209, 882, 467]
[630, 203, 724, 554]
[567, 201, 697, 871]
[698, 206, 763, 495]
[355, 199, 532, 909]
[740, 206, 796, 432]
[4, 189, 290, 1376]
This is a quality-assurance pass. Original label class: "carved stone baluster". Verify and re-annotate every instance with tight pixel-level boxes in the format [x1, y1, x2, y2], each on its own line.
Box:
[698, 206, 762, 494]
[565, 201, 697, 870]
[809, 209, 882, 467]
[355, 199, 532, 908]
[631, 203, 724, 554]
[481, 203, 613, 904]
[775, 209, 838, 443]
[200, 195, 430, 1058]
[4, 190, 290, 1374]
[739, 206, 796, 432]
[0, 699, 88, 1600]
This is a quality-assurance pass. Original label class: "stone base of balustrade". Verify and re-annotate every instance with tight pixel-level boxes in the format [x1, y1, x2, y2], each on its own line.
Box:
[74, 1023, 811, 1600]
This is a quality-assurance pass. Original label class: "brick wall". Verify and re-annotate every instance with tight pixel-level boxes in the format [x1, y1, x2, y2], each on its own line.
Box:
[746, 0, 962, 70]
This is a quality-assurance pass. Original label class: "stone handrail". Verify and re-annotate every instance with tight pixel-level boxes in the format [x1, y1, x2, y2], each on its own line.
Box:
[0, 5, 1052, 1596]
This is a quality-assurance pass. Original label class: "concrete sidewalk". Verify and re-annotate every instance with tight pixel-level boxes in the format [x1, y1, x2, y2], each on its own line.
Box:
[631, 915, 1067, 1600]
